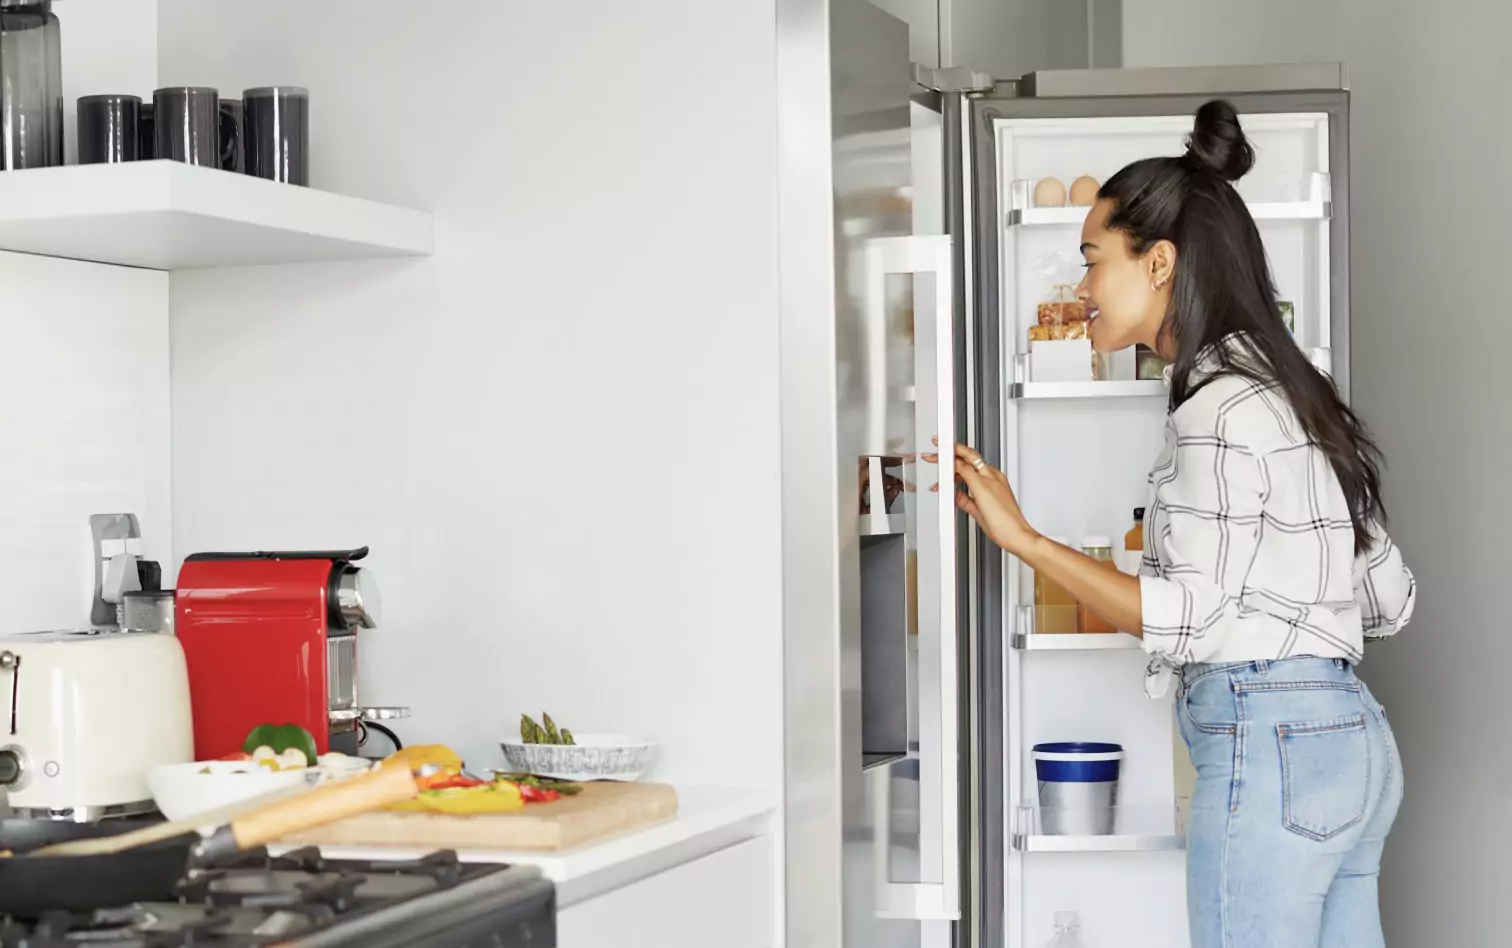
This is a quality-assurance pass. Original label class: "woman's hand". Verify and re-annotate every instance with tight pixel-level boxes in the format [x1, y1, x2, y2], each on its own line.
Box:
[925, 440, 1039, 556]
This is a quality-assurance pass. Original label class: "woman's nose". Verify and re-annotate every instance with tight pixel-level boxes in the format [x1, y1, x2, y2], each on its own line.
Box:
[1075, 273, 1091, 300]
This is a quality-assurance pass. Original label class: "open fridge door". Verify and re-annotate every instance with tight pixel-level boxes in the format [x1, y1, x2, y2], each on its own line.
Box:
[831, 3, 973, 946]
[963, 67, 1350, 948]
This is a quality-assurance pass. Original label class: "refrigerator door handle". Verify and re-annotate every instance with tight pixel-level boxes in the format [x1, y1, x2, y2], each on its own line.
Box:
[865, 234, 961, 921]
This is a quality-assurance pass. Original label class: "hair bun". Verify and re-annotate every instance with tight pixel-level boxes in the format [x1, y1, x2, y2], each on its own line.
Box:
[1185, 99, 1254, 182]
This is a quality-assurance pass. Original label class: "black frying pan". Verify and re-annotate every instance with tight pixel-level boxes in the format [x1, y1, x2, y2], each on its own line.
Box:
[0, 763, 417, 916]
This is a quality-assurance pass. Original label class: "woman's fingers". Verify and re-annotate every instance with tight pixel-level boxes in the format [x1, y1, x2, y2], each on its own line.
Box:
[954, 456, 988, 494]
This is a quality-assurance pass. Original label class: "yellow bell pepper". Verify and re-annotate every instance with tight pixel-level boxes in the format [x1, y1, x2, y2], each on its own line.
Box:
[388, 782, 524, 815]
[381, 744, 464, 774]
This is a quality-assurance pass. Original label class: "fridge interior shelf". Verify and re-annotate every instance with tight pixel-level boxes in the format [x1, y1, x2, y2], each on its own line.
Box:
[0, 160, 434, 270]
[1013, 804, 1185, 853]
[1007, 171, 1332, 227]
[1010, 348, 1333, 399]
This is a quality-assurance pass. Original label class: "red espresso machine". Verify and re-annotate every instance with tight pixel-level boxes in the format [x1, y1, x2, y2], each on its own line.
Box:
[176, 547, 405, 760]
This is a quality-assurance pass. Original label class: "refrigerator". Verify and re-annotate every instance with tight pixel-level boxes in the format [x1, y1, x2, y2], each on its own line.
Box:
[827, 4, 1350, 946]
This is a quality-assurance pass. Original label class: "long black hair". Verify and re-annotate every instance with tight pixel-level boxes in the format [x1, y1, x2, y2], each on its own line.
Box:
[1099, 100, 1384, 553]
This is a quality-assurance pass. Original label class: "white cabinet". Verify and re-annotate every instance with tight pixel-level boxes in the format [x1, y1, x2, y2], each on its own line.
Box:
[557, 837, 774, 948]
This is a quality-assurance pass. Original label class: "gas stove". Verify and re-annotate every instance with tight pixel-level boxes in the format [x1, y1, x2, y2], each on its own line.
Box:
[0, 847, 554, 948]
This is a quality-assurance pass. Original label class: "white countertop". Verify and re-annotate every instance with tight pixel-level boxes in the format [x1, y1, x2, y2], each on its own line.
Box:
[271, 787, 775, 907]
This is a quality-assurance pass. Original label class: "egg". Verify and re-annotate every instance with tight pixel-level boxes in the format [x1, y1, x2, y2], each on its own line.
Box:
[1033, 177, 1066, 208]
[1069, 175, 1101, 206]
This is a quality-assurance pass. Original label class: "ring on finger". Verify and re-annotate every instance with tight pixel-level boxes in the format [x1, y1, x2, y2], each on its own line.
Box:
[970, 457, 986, 473]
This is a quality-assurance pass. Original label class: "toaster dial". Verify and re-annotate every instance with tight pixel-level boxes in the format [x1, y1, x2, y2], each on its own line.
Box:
[0, 745, 29, 791]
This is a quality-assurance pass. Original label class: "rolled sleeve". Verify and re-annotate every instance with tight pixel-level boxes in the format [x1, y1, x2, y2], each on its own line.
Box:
[1141, 411, 1266, 665]
[1356, 530, 1416, 638]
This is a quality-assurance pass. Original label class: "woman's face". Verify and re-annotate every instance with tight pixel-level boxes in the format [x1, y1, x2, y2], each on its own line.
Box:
[1075, 198, 1172, 354]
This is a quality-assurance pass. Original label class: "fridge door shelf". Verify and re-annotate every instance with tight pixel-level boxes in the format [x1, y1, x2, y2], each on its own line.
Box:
[1013, 604, 1141, 649]
[1007, 171, 1332, 227]
[1013, 803, 1186, 852]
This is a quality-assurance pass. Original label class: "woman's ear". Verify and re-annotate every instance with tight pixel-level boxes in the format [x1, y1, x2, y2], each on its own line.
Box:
[1147, 239, 1178, 289]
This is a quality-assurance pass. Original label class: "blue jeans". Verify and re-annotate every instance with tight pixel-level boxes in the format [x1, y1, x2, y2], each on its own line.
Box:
[1177, 657, 1404, 948]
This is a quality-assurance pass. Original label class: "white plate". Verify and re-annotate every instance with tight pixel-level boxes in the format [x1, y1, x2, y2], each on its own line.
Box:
[148, 760, 319, 822]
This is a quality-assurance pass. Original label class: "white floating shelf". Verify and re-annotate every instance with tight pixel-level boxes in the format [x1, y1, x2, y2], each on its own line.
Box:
[1010, 199, 1327, 228]
[1014, 832, 1185, 853]
[1012, 632, 1142, 651]
[1012, 379, 1167, 400]
[0, 160, 433, 270]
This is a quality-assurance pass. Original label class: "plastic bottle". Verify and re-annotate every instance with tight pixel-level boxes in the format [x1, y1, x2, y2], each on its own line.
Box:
[1045, 911, 1088, 948]
[1122, 507, 1145, 574]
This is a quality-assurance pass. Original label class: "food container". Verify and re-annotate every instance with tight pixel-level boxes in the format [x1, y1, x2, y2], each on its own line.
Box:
[147, 760, 317, 823]
[1035, 283, 1086, 327]
[1033, 742, 1123, 836]
[499, 733, 658, 783]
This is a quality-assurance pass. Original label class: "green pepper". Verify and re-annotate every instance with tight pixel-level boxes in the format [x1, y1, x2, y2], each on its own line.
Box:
[242, 723, 320, 765]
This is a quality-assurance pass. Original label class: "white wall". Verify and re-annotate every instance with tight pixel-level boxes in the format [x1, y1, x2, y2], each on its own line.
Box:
[1124, 3, 1511, 943]
[158, 0, 785, 799]
[60, 0, 159, 165]
[0, 252, 169, 632]
[0, 0, 167, 632]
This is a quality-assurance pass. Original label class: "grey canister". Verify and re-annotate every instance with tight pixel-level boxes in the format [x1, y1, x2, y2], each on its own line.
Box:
[153, 86, 221, 167]
[219, 98, 244, 172]
[243, 86, 308, 186]
[76, 94, 141, 164]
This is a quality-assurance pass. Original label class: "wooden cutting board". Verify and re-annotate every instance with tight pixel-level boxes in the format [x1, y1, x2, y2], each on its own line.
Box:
[279, 781, 678, 852]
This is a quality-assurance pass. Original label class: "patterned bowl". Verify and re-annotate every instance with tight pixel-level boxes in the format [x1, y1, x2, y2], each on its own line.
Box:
[498, 733, 657, 782]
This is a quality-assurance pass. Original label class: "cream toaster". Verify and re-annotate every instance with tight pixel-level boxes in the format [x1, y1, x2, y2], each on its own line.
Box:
[0, 630, 193, 820]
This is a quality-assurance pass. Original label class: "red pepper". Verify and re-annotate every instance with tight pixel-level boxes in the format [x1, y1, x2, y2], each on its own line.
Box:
[417, 771, 487, 791]
[518, 784, 561, 804]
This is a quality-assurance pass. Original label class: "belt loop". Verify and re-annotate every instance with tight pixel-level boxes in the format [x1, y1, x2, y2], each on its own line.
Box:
[1334, 658, 1345, 670]
[1254, 658, 1270, 674]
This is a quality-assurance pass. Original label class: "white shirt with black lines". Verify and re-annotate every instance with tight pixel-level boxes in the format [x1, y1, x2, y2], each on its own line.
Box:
[1139, 350, 1416, 698]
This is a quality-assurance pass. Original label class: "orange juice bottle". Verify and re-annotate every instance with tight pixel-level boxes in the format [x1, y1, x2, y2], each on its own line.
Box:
[1034, 536, 1079, 634]
[1124, 507, 1145, 574]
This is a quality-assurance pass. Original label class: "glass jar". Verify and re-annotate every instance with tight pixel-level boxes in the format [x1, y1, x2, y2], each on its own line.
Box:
[0, 0, 63, 170]
[1079, 536, 1118, 634]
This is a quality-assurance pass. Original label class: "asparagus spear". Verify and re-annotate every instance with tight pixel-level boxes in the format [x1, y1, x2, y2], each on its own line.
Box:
[521, 714, 542, 744]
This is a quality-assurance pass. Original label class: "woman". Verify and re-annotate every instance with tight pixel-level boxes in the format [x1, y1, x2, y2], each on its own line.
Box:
[939, 101, 1416, 947]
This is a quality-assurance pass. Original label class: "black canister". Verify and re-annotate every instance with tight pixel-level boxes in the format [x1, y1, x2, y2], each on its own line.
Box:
[138, 102, 155, 159]
[218, 97, 243, 172]
[243, 86, 308, 186]
[153, 86, 220, 167]
[76, 94, 141, 164]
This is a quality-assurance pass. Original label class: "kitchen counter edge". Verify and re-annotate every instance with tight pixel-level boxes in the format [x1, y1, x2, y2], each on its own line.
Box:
[269, 786, 776, 908]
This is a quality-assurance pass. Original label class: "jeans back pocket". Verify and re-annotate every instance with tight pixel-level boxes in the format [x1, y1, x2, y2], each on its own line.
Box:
[1278, 712, 1370, 842]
